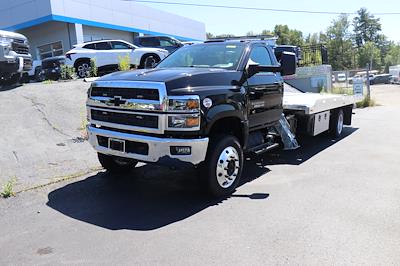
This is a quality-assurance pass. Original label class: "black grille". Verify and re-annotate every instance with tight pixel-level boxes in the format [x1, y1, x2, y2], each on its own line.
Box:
[91, 109, 158, 128]
[91, 87, 159, 100]
[97, 136, 149, 155]
[12, 42, 29, 55]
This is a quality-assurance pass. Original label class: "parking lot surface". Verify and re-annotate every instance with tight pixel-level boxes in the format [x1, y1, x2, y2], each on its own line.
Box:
[0, 84, 399, 265]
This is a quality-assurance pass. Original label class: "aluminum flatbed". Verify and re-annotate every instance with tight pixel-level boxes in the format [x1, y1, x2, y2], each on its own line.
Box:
[283, 83, 362, 115]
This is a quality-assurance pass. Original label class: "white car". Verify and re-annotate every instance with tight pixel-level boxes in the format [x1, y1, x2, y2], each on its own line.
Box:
[65, 40, 169, 78]
[337, 73, 346, 82]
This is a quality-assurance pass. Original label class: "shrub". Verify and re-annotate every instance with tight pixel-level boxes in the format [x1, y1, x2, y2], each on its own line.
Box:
[89, 58, 98, 77]
[356, 96, 376, 108]
[1, 177, 16, 198]
[118, 54, 131, 71]
[60, 65, 76, 80]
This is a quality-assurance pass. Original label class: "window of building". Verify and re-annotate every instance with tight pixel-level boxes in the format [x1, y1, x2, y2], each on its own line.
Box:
[37, 41, 63, 59]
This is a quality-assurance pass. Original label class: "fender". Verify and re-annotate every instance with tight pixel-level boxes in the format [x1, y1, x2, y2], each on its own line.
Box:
[204, 103, 249, 149]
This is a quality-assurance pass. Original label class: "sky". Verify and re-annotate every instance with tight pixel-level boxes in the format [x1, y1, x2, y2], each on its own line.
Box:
[135, 0, 400, 42]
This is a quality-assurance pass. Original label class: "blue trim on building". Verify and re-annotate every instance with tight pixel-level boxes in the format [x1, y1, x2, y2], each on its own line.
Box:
[3, 15, 201, 41]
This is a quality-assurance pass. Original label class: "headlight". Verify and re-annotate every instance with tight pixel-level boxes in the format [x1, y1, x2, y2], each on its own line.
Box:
[168, 96, 200, 112]
[168, 114, 200, 129]
[0, 37, 12, 46]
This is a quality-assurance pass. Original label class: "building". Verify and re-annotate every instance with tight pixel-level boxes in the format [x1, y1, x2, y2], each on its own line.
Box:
[0, 0, 205, 60]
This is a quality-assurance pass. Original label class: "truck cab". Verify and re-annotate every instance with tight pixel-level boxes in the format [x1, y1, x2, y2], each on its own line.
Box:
[0, 30, 32, 84]
[86, 38, 296, 196]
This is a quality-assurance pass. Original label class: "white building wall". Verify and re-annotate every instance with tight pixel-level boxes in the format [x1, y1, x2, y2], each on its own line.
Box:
[0, 0, 205, 40]
[49, 0, 205, 40]
[82, 25, 135, 43]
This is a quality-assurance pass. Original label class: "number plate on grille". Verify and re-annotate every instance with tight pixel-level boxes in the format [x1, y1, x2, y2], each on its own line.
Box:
[108, 138, 125, 152]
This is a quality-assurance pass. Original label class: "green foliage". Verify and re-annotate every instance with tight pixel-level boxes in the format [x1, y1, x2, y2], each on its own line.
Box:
[42, 79, 53, 84]
[60, 65, 75, 80]
[325, 14, 355, 70]
[118, 54, 131, 71]
[353, 8, 382, 47]
[1, 177, 16, 198]
[330, 87, 354, 95]
[384, 44, 400, 72]
[356, 96, 376, 108]
[89, 58, 98, 77]
[358, 41, 382, 69]
[274, 24, 304, 46]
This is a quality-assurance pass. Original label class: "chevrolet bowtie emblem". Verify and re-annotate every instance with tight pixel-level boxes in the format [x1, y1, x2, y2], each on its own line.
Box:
[108, 96, 126, 107]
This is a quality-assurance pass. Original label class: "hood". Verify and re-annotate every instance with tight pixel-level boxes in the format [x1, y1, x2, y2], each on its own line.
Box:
[0, 30, 27, 40]
[97, 67, 243, 93]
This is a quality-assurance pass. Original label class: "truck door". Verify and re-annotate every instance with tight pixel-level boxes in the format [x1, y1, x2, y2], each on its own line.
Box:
[245, 45, 283, 129]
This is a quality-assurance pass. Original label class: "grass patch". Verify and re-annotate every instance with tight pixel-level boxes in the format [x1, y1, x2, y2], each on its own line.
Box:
[42, 80, 53, 84]
[1, 177, 17, 198]
[356, 97, 376, 108]
[330, 87, 354, 95]
[78, 111, 89, 140]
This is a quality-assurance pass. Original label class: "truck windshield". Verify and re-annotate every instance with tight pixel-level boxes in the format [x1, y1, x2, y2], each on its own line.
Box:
[157, 43, 245, 70]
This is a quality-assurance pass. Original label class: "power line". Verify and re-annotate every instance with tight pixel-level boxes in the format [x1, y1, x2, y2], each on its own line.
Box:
[124, 0, 400, 15]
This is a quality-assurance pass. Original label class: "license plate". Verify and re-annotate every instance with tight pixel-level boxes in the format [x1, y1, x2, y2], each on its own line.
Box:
[108, 138, 125, 152]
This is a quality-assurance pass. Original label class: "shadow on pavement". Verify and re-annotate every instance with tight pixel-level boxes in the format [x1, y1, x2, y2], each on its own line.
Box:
[0, 83, 22, 92]
[47, 127, 357, 230]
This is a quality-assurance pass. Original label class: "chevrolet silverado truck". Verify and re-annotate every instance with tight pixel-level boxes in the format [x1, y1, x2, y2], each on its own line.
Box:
[0, 30, 32, 84]
[86, 37, 356, 197]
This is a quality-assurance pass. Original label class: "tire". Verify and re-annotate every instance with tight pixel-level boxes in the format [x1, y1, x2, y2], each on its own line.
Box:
[34, 67, 44, 82]
[98, 153, 138, 174]
[75, 60, 90, 78]
[200, 134, 244, 197]
[139, 54, 160, 69]
[329, 108, 344, 138]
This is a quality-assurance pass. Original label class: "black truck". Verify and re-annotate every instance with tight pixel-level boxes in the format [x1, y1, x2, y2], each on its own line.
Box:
[86, 37, 353, 197]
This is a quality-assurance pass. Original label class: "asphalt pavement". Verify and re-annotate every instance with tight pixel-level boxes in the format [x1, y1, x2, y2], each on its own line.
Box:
[0, 84, 399, 265]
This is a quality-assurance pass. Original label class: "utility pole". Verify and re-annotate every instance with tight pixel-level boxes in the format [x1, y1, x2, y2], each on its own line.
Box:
[366, 63, 371, 100]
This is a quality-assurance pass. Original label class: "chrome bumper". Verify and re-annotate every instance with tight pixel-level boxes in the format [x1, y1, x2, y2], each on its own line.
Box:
[88, 126, 209, 165]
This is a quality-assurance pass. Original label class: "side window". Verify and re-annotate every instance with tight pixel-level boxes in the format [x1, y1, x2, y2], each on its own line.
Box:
[248, 46, 272, 66]
[83, 43, 95, 49]
[95, 42, 111, 50]
[159, 37, 175, 47]
[111, 41, 131, 50]
[139, 37, 160, 47]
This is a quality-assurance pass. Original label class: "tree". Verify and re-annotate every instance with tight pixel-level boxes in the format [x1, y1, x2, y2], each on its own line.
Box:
[353, 8, 382, 47]
[357, 41, 381, 69]
[274, 24, 304, 46]
[384, 44, 400, 72]
[326, 14, 355, 70]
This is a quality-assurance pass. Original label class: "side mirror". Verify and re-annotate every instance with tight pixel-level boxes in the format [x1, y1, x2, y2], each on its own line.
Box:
[247, 63, 260, 78]
[280, 51, 296, 76]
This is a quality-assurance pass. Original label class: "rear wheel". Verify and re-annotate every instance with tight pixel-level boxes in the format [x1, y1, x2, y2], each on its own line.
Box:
[98, 153, 138, 174]
[200, 135, 243, 197]
[330, 108, 344, 138]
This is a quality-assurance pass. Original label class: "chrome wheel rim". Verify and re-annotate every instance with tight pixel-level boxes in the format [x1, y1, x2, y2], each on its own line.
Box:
[337, 112, 344, 135]
[144, 57, 156, 68]
[77, 63, 90, 77]
[215, 146, 240, 188]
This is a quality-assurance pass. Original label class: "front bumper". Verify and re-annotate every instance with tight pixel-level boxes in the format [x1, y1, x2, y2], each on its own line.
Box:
[88, 126, 209, 166]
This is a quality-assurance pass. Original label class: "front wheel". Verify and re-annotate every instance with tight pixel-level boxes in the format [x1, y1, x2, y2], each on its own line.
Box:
[139, 55, 160, 69]
[98, 153, 138, 174]
[76, 61, 90, 78]
[200, 135, 243, 197]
